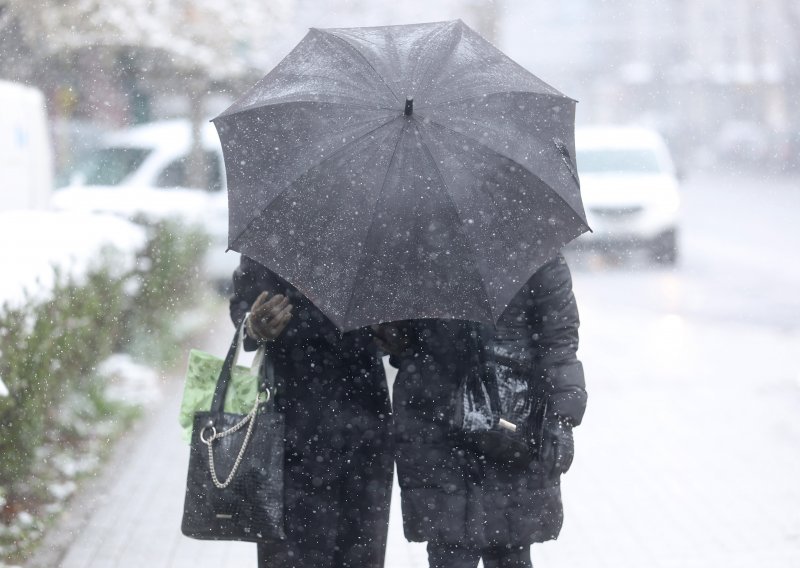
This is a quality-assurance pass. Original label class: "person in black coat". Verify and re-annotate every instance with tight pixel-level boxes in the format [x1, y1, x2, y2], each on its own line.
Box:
[230, 255, 394, 568]
[382, 253, 585, 568]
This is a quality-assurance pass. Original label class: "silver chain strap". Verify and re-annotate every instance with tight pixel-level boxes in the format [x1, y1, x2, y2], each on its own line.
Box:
[199, 388, 270, 489]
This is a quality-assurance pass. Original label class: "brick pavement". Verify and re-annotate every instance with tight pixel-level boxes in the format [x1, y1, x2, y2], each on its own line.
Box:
[28, 297, 800, 567]
[50, 372, 428, 568]
[29, 309, 428, 568]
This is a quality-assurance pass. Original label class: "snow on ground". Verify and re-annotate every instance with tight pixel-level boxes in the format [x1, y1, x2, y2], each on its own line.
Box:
[0, 209, 146, 307]
[98, 354, 162, 407]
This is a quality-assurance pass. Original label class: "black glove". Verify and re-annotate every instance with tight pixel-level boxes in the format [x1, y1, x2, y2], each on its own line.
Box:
[246, 291, 293, 342]
[542, 416, 574, 477]
[370, 323, 410, 356]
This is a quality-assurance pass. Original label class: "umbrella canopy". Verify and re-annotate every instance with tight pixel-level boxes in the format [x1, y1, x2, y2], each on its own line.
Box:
[214, 20, 589, 331]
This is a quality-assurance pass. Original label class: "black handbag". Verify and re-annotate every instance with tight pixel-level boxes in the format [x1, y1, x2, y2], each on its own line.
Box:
[181, 323, 286, 542]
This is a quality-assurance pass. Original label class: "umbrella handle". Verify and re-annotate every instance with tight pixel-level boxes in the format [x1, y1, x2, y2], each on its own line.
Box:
[553, 138, 580, 185]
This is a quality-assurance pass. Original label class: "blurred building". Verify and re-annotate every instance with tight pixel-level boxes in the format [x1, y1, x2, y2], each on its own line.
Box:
[500, 0, 798, 169]
[2, 0, 797, 172]
[0, 0, 294, 179]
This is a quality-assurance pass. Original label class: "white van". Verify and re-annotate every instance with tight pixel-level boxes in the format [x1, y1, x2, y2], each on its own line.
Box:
[575, 126, 681, 264]
[0, 80, 53, 210]
[54, 119, 238, 286]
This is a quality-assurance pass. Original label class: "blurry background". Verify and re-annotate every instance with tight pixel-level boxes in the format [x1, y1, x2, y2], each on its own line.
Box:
[3, 0, 799, 176]
[1, 1, 799, 567]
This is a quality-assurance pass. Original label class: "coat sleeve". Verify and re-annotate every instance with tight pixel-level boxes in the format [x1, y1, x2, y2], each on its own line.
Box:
[529, 253, 587, 426]
[229, 255, 270, 352]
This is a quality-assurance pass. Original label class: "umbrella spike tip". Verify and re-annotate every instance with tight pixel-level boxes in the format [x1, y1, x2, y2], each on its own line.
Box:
[405, 96, 414, 116]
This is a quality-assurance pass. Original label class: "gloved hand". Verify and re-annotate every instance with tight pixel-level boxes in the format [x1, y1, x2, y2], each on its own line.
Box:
[370, 323, 410, 356]
[542, 416, 575, 477]
[246, 291, 293, 342]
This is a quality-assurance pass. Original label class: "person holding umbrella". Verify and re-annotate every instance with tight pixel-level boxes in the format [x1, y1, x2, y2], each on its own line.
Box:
[378, 252, 585, 568]
[229, 257, 394, 568]
[213, 20, 590, 568]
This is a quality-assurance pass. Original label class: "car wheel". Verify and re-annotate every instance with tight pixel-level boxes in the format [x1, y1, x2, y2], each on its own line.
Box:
[650, 229, 678, 265]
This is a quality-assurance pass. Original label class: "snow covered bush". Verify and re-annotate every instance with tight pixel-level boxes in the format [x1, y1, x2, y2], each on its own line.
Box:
[0, 219, 207, 502]
[122, 219, 209, 363]
[0, 264, 125, 484]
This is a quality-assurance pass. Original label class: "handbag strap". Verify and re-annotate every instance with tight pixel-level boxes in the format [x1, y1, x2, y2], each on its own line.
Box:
[200, 317, 275, 490]
[201, 384, 264, 489]
[470, 324, 502, 421]
[210, 316, 266, 414]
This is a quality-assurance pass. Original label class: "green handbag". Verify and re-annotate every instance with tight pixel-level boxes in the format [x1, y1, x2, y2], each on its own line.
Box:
[178, 319, 265, 442]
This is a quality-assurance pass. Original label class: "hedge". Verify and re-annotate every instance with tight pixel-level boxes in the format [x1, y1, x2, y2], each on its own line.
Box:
[0, 219, 208, 489]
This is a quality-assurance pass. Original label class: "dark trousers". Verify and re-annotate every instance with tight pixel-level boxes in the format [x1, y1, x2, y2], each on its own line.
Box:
[256, 425, 393, 568]
[427, 542, 532, 568]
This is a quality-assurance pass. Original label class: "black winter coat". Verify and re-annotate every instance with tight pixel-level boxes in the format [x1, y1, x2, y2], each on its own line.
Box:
[230, 255, 393, 568]
[392, 253, 585, 548]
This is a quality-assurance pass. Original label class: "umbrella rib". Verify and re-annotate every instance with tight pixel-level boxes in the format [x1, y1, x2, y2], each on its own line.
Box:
[340, 121, 407, 327]
[229, 116, 403, 250]
[218, 97, 397, 120]
[422, 90, 571, 110]
[404, 22, 457, 102]
[415, 123, 494, 320]
[416, 25, 479, 104]
[419, 117, 589, 231]
[322, 32, 403, 105]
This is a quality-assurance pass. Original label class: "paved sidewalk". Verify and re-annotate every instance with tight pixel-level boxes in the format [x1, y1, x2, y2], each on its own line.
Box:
[53, 381, 428, 567]
[29, 297, 800, 567]
[31, 310, 428, 568]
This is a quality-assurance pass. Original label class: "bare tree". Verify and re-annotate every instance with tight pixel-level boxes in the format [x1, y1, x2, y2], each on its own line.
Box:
[1, 0, 294, 187]
[3, 0, 292, 77]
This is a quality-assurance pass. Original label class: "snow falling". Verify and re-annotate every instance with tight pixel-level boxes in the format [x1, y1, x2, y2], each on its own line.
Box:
[1, 1, 799, 567]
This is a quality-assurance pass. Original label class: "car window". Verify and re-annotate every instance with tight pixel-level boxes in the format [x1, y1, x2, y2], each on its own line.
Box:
[156, 151, 224, 192]
[576, 148, 664, 174]
[156, 157, 188, 188]
[66, 147, 151, 186]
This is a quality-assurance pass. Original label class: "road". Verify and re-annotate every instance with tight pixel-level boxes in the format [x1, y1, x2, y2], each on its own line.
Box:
[387, 171, 800, 567]
[530, 171, 800, 567]
[42, 171, 800, 568]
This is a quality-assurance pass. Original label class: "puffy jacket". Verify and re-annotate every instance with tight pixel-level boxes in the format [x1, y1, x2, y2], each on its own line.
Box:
[392, 253, 585, 547]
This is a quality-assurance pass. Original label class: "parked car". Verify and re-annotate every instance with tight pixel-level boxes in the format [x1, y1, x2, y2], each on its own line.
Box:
[53, 119, 239, 286]
[0, 80, 52, 211]
[574, 125, 681, 264]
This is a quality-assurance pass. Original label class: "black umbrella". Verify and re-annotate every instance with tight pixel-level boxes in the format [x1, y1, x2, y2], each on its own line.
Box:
[214, 20, 589, 331]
